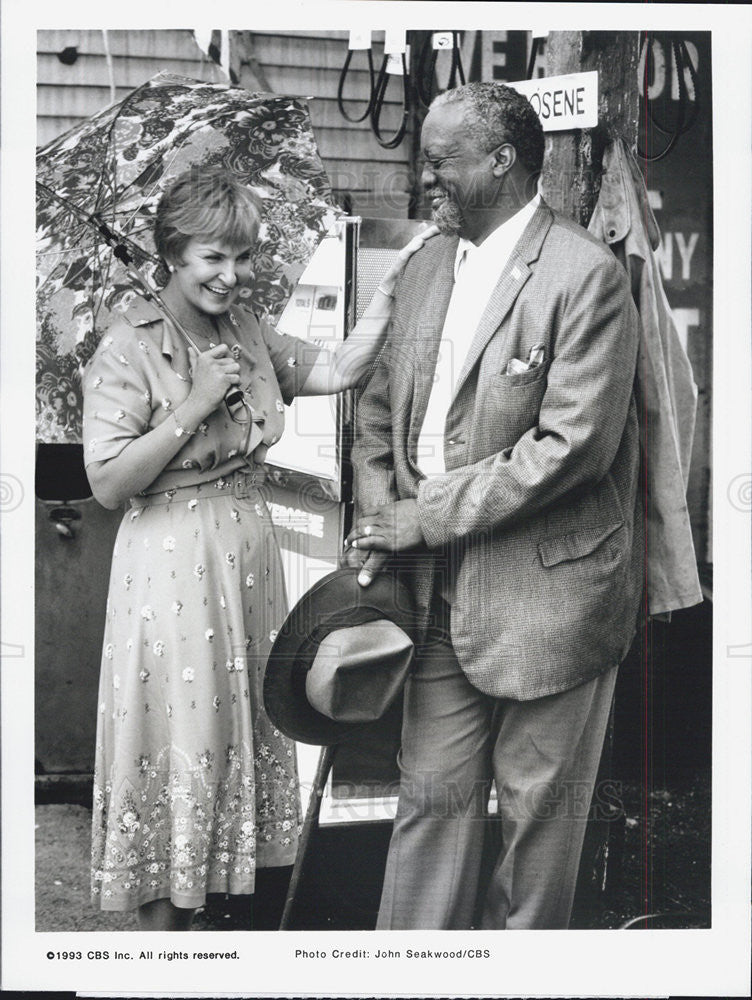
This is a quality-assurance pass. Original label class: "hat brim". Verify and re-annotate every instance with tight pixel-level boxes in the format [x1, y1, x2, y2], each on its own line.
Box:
[263, 567, 418, 745]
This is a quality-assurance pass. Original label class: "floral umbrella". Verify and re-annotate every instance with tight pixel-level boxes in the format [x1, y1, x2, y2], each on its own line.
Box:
[36, 71, 342, 443]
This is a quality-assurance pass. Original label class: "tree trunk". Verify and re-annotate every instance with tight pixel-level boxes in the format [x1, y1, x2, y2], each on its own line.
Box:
[541, 31, 640, 226]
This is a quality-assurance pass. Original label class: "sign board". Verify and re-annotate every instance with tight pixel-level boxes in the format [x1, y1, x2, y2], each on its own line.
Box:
[347, 29, 371, 50]
[269, 221, 347, 490]
[508, 70, 598, 130]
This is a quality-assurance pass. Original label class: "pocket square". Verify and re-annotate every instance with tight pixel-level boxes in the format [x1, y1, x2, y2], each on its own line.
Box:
[506, 344, 545, 375]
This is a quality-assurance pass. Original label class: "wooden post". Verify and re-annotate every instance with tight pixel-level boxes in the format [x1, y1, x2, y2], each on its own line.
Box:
[540, 32, 640, 926]
[541, 31, 640, 226]
[407, 30, 432, 218]
[231, 31, 274, 93]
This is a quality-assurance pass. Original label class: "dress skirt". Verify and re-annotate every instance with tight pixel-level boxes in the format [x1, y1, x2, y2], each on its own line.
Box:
[90, 469, 301, 911]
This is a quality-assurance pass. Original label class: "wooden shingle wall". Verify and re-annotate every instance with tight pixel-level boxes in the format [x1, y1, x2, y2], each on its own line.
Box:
[37, 28, 414, 217]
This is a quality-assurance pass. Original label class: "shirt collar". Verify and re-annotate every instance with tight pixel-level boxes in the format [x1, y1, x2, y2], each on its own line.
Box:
[453, 193, 541, 280]
[124, 293, 163, 326]
[123, 294, 241, 360]
[122, 294, 180, 360]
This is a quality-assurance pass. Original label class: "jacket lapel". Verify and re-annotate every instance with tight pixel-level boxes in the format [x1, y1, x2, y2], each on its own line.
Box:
[450, 200, 554, 405]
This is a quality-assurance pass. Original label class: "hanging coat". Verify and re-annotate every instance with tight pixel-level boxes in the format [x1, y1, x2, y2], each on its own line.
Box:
[588, 138, 703, 616]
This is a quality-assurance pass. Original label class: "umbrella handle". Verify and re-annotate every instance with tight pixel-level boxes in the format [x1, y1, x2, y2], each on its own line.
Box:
[225, 388, 245, 407]
[132, 275, 253, 420]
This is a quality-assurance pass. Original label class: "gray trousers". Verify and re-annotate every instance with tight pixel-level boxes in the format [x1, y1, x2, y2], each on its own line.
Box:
[376, 602, 618, 930]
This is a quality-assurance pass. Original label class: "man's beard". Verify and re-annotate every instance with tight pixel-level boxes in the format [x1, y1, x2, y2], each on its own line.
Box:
[427, 188, 464, 235]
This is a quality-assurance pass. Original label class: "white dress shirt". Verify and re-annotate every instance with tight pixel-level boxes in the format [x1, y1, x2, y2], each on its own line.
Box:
[416, 194, 541, 476]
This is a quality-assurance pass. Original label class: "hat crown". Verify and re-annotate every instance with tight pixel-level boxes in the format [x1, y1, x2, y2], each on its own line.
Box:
[305, 620, 414, 722]
[263, 568, 417, 745]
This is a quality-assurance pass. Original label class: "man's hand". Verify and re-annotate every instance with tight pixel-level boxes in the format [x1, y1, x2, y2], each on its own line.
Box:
[340, 544, 390, 588]
[343, 499, 423, 587]
[345, 499, 425, 555]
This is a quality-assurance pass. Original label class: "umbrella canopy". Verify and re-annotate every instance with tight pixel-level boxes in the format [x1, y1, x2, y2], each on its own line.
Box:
[36, 71, 342, 443]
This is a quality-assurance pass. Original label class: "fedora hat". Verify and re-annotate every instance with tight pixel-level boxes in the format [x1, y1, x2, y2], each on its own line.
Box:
[263, 567, 418, 745]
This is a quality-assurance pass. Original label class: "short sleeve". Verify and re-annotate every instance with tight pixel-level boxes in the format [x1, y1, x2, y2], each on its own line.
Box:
[256, 313, 324, 405]
[82, 324, 152, 467]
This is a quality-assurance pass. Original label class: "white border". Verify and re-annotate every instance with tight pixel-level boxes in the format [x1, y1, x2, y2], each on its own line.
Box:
[2, 2, 751, 996]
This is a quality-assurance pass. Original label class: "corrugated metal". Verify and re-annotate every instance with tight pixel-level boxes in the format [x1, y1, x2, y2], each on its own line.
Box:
[37, 29, 414, 215]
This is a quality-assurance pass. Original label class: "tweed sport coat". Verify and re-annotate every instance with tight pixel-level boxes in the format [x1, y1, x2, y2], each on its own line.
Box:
[351, 198, 645, 701]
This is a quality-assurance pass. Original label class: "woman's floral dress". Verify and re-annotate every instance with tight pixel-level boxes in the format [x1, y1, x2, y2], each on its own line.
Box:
[83, 294, 321, 911]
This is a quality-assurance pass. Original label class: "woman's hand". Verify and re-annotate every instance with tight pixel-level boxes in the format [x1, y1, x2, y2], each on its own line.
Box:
[297, 224, 440, 397]
[85, 342, 243, 510]
[185, 344, 241, 419]
[376, 224, 441, 297]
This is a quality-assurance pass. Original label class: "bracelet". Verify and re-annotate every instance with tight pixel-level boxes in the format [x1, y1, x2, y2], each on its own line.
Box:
[376, 284, 395, 298]
[171, 411, 195, 438]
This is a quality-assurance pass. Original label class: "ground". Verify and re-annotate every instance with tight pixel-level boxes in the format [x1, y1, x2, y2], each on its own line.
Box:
[35, 768, 710, 932]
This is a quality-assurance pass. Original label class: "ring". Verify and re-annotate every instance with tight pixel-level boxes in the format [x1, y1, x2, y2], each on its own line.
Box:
[364, 525, 372, 536]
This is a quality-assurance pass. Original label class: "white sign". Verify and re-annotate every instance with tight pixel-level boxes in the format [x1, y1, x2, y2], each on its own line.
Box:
[270, 223, 345, 484]
[432, 31, 455, 50]
[384, 28, 407, 54]
[267, 501, 325, 539]
[347, 29, 371, 51]
[508, 70, 598, 131]
[385, 45, 410, 74]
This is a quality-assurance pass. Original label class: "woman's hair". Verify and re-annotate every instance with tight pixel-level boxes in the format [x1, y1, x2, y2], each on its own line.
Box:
[154, 166, 263, 264]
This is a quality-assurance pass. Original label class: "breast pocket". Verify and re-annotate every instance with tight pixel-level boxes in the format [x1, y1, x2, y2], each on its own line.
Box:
[492, 360, 550, 390]
[479, 361, 550, 450]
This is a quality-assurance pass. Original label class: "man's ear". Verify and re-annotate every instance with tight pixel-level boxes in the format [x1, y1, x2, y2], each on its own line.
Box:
[491, 142, 516, 177]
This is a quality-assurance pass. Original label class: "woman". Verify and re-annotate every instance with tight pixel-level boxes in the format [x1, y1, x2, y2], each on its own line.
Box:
[84, 167, 435, 930]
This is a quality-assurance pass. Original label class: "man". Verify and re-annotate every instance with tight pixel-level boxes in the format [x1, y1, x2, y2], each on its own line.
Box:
[344, 83, 644, 930]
